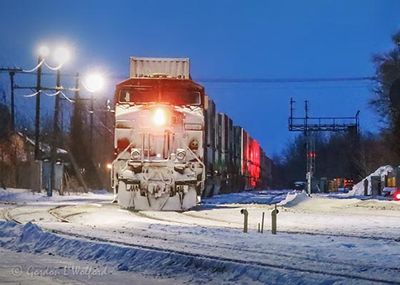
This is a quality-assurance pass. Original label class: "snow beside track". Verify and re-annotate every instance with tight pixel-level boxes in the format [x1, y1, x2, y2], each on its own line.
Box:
[278, 191, 309, 207]
[0, 188, 112, 205]
[1, 189, 400, 284]
[202, 190, 290, 205]
[0, 221, 350, 284]
[348, 165, 393, 196]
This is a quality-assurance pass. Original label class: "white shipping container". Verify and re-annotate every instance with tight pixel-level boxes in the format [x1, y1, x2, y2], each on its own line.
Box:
[130, 57, 190, 79]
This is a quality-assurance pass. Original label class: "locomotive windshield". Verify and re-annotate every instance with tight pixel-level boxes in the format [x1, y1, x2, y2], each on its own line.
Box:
[116, 78, 204, 106]
[119, 88, 201, 105]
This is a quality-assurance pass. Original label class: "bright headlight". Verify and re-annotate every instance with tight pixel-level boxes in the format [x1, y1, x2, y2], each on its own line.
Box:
[153, 108, 167, 126]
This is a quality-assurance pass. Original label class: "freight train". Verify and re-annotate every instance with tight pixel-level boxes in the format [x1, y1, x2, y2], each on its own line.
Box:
[112, 57, 271, 210]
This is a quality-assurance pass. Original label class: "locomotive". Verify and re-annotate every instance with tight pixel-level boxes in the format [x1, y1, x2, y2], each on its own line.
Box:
[112, 57, 271, 211]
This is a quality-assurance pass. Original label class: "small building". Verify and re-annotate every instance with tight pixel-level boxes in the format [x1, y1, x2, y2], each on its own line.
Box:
[0, 131, 67, 193]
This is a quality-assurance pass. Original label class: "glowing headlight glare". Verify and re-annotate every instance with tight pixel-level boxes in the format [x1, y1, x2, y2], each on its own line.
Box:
[396, 193, 400, 200]
[106, 163, 112, 170]
[153, 108, 166, 126]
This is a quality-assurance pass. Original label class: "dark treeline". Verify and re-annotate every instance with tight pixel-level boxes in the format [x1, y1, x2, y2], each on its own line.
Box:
[272, 131, 394, 188]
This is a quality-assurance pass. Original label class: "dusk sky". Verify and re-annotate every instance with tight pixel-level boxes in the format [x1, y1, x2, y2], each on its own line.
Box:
[0, 0, 399, 155]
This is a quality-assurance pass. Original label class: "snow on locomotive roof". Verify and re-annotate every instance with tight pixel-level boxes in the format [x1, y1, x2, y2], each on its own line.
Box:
[130, 57, 190, 79]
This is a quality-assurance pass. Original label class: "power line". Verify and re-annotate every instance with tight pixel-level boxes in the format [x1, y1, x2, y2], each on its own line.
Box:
[196, 76, 376, 83]
[0, 68, 378, 84]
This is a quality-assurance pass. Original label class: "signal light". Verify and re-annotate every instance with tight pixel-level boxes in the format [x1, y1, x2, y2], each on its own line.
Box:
[307, 152, 316, 158]
[394, 190, 400, 201]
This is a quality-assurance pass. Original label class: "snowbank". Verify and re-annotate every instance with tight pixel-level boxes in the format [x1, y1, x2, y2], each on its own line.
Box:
[348, 165, 393, 196]
[0, 221, 327, 284]
[0, 188, 112, 204]
[278, 191, 309, 207]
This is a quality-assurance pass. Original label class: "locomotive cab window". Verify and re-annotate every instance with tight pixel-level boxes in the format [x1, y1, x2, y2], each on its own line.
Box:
[161, 89, 201, 106]
[118, 87, 201, 106]
[119, 90, 131, 102]
[119, 87, 158, 103]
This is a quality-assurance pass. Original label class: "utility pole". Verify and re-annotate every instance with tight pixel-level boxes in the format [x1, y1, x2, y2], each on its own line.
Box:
[304, 100, 314, 196]
[49, 69, 61, 197]
[90, 93, 94, 148]
[34, 56, 43, 160]
[289, 97, 295, 128]
[9, 71, 15, 131]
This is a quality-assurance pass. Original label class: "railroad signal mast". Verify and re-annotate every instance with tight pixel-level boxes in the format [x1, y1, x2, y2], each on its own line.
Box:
[288, 98, 360, 195]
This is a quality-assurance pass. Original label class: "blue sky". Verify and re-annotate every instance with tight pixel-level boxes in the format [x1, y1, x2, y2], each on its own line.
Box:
[0, 0, 399, 155]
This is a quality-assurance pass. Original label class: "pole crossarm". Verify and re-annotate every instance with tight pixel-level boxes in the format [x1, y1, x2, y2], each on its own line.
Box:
[289, 116, 358, 132]
[0, 66, 77, 77]
[288, 98, 359, 133]
[14, 85, 58, 91]
[287, 98, 360, 195]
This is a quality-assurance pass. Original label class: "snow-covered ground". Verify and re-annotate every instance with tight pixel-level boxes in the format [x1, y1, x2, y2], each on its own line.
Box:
[0, 188, 400, 284]
[0, 247, 172, 285]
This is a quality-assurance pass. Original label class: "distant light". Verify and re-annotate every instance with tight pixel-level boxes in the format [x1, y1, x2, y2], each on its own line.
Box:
[53, 46, 71, 65]
[38, 45, 50, 58]
[395, 192, 400, 200]
[106, 163, 112, 170]
[84, 73, 105, 93]
[153, 108, 167, 126]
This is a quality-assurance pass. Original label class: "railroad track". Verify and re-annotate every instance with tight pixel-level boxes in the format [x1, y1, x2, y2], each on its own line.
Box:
[137, 210, 400, 242]
[3, 206, 22, 224]
[39, 225, 400, 284]
[3, 205, 400, 284]
[48, 206, 71, 223]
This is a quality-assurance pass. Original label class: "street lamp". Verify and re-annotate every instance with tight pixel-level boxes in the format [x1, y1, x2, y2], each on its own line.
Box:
[53, 46, 71, 67]
[83, 73, 105, 93]
[38, 45, 50, 58]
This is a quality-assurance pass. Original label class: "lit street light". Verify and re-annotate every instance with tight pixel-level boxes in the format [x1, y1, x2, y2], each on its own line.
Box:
[53, 46, 71, 67]
[84, 73, 105, 93]
[38, 45, 50, 58]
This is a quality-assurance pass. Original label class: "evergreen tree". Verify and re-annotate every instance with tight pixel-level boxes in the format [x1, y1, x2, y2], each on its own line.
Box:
[69, 92, 96, 188]
[0, 103, 11, 140]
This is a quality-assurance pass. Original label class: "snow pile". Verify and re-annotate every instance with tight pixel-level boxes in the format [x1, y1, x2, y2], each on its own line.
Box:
[202, 190, 289, 205]
[0, 220, 325, 284]
[278, 191, 309, 207]
[0, 188, 112, 204]
[348, 165, 393, 196]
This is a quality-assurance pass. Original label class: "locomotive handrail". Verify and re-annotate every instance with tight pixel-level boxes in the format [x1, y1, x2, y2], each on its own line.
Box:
[186, 146, 206, 191]
[111, 140, 136, 196]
